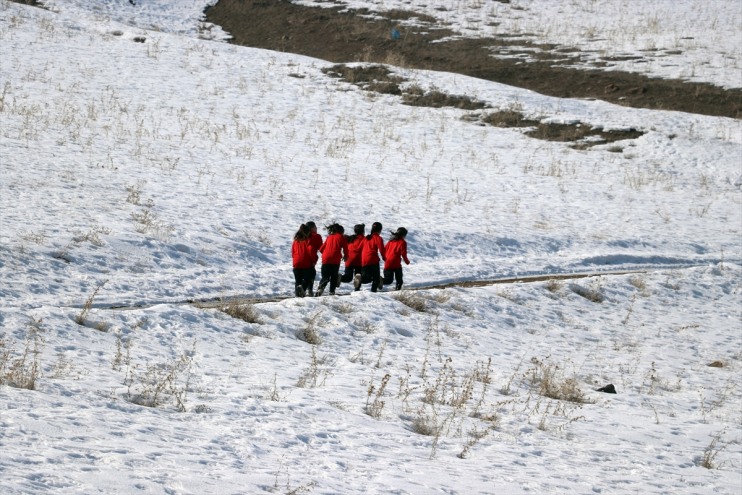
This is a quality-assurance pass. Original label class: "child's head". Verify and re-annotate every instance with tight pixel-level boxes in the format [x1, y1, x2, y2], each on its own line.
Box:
[327, 223, 343, 235]
[306, 221, 317, 233]
[294, 224, 310, 240]
[391, 227, 408, 239]
[371, 222, 382, 234]
[353, 224, 365, 236]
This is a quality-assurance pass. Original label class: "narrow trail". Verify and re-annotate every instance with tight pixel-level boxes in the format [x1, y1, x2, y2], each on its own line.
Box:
[90, 263, 713, 312]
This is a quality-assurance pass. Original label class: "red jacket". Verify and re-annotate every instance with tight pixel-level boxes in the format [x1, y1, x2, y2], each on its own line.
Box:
[384, 239, 409, 270]
[292, 239, 314, 268]
[361, 233, 385, 266]
[345, 235, 364, 267]
[320, 233, 349, 265]
[309, 232, 322, 265]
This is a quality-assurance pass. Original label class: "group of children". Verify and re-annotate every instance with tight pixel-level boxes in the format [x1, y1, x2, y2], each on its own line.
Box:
[292, 221, 410, 297]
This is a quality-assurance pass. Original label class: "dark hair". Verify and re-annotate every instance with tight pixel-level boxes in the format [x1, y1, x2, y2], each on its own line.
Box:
[294, 224, 310, 241]
[345, 223, 365, 243]
[326, 223, 344, 235]
[390, 227, 408, 240]
[367, 222, 382, 240]
[306, 221, 317, 231]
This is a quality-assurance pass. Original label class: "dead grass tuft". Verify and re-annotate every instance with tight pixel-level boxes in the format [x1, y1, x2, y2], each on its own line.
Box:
[526, 357, 588, 404]
[219, 301, 262, 324]
[393, 291, 427, 312]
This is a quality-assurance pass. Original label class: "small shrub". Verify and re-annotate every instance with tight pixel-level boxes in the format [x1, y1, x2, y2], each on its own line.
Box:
[699, 431, 728, 469]
[544, 279, 562, 293]
[353, 318, 377, 334]
[72, 226, 111, 247]
[458, 425, 492, 459]
[0, 318, 44, 390]
[365, 373, 391, 418]
[296, 346, 335, 389]
[526, 358, 587, 404]
[411, 410, 439, 436]
[629, 276, 647, 292]
[75, 280, 107, 326]
[394, 291, 427, 312]
[569, 283, 604, 303]
[641, 361, 681, 394]
[297, 312, 323, 345]
[122, 341, 196, 412]
[332, 301, 354, 315]
[219, 301, 262, 324]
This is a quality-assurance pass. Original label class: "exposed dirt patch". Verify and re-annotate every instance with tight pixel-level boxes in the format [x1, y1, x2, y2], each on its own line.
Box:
[525, 122, 644, 149]
[205, 0, 742, 119]
[325, 63, 644, 148]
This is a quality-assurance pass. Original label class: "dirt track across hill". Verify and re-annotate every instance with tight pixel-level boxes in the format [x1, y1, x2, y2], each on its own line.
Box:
[204, 0, 742, 119]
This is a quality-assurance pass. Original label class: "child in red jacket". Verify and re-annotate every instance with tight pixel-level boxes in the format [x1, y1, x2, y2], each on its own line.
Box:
[358, 221, 385, 292]
[383, 227, 410, 291]
[292, 224, 314, 297]
[341, 223, 365, 291]
[316, 223, 349, 296]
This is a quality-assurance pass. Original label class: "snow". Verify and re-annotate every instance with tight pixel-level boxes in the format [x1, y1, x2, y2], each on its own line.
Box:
[0, 0, 740, 494]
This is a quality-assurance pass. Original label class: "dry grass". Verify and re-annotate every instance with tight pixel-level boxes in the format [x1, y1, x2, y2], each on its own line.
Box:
[0, 318, 44, 390]
[699, 431, 728, 469]
[569, 282, 605, 303]
[525, 357, 588, 404]
[393, 291, 427, 312]
[121, 341, 196, 412]
[297, 311, 323, 345]
[219, 301, 262, 324]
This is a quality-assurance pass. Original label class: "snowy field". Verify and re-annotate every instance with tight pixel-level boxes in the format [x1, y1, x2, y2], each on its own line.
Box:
[0, 0, 740, 494]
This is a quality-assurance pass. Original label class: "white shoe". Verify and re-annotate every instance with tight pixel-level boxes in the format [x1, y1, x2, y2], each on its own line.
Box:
[353, 273, 362, 290]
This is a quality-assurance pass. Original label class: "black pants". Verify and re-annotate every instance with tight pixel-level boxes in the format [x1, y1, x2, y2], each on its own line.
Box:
[318, 264, 341, 293]
[383, 267, 404, 290]
[293, 268, 314, 293]
[362, 264, 381, 292]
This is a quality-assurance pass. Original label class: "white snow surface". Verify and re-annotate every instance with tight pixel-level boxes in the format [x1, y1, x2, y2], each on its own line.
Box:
[0, 1, 740, 494]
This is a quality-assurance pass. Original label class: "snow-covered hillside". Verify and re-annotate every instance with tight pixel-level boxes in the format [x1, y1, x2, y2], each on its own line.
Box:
[0, 1, 740, 494]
